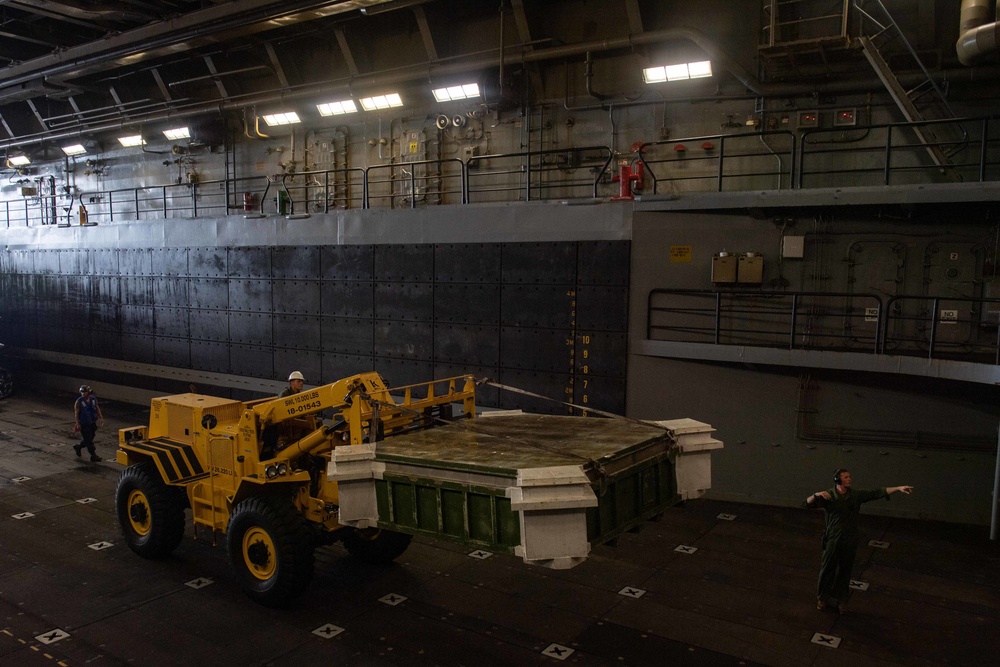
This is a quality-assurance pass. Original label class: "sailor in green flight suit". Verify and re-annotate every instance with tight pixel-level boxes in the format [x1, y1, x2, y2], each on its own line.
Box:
[806, 469, 913, 614]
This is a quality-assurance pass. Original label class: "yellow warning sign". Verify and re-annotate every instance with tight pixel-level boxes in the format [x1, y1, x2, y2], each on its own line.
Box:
[669, 245, 692, 263]
[409, 141, 418, 154]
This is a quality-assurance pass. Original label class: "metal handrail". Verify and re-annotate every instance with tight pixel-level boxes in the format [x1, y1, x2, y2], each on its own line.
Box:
[647, 288, 883, 353]
[365, 157, 466, 209]
[466, 145, 615, 202]
[798, 115, 999, 187]
[883, 295, 1000, 362]
[637, 130, 797, 194]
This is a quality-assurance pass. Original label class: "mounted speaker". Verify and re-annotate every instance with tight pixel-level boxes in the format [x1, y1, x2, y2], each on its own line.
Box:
[435, 115, 450, 129]
[452, 115, 466, 127]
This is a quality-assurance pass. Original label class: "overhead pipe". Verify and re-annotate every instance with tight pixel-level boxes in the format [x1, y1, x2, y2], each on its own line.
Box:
[5, 25, 1000, 152]
[957, 0, 1000, 65]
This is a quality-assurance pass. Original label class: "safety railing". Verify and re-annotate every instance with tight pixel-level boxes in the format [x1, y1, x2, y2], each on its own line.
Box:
[5, 115, 1000, 228]
[638, 131, 797, 194]
[798, 116, 999, 188]
[365, 158, 465, 209]
[466, 145, 616, 202]
[647, 289, 883, 352]
[647, 288, 1000, 365]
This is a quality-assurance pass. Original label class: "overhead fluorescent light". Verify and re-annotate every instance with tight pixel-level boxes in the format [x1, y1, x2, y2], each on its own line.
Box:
[8, 155, 31, 166]
[163, 126, 190, 140]
[359, 93, 403, 111]
[643, 60, 713, 84]
[432, 83, 480, 102]
[118, 134, 145, 147]
[687, 60, 713, 78]
[262, 111, 301, 126]
[61, 144, 87, 156]
[317, 99, 358, 116]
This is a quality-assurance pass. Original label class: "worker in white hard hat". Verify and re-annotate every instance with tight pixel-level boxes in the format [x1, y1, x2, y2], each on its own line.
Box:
[280, 371, 305, 398]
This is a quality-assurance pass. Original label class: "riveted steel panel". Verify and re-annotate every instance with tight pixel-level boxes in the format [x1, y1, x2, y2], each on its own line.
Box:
[497, 369, 573, 415]
[273, 279, 321, 315]
[374, 320, 433, 359]
[65, 275, 91, 303]
[228, 247, 271, 278]
[230, 344, 273, 379]
[320, 245, 372, 280]
[189, 247, 227, 278]
[577, 285, 628, 331]
[502, 242, 577, 284]
[37, 274, 60, 301]
[190, 309, 229, 341]
[434, 362, 500, 407]
[374, 282, 433, 321]
[62, 326, 92, 356]
[92, 276, 119, 304]
[501, 326, 575, 373]
[59, 249, 86, 275]
[573, 374, 625, 414]
[189, 278, 229, 310]
[320, 280, 373, 318]
[500, 284, 575, 329]
[320, 316, 373, 355]
[92, 249, 118, 276]
[578, 241, 630, 285]
[272, 246, 320, 279]
[374, 357, 434, 388]
[121, 277, 152, 306]
[92, 330, 123, 359]
[574, 331, 627, 377]
[155, 336, 190, 367]
[322, 353, 375, 383]
[374, 244, 433, 282]
[34, 250, 58, 274]
[89, 303, 120, 331]
[435, 243, 501, 283]
[154, 307, 189, 338]
[229, 279, 271, 312]
[229, 311, 272, 345]
[151, 247, 187, 276]
[121, 305, 154, 334]
[434, 283, 499, 325]
[273, 313, 321, 350]
[61, 301, 89, 327]
[122, 333, 155, 363]
[152, 277, 188, 308]
[273, 348, 320, 385]
[191, 340, 229, 373]
[121, 248, 152, 276]
[37, 318, 61, 350]
[434, 324, 499, 367]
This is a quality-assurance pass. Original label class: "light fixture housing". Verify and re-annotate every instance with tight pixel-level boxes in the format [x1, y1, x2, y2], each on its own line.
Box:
[118, 134, 145, 147]
[262, 111, 301, 126]
[61, 144, 87, 156]
[317, 99, 358, 116]
[643, 60, 712, 83]
[8, 155, 31, 166]
[162, 127, 191, 140]
[432, 83, 480, 102]
[359, 93, 403, 111]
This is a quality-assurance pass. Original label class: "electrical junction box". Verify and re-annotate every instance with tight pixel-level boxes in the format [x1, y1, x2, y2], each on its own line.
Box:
[738, 253, 764, 283]
[712, 253, 737, 283]
[797, 110, 819, 128]
[834, 108, 857, 126]
[464, 145, 480, 160]
[782, 235, 805, 258]
[20, 186, 37, 197]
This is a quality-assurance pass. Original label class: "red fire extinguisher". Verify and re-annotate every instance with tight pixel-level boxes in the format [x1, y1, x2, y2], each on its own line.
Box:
[243, 192, 254, 211]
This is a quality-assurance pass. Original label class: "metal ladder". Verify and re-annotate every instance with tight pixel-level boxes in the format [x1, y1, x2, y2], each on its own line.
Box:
[853, 0, 967, 178]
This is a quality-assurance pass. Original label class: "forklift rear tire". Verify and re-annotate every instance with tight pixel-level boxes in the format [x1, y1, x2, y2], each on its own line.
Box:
[342, 527, 412, 564]
[115, 461, 186, 558]
[227, 496, 315, 607]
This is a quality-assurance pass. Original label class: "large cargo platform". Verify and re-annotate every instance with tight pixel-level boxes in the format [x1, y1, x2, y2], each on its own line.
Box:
[331, 413, 723, 568]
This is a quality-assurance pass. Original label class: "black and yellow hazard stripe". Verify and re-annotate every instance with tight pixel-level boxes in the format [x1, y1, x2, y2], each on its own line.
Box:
[122, 438, 207, 483]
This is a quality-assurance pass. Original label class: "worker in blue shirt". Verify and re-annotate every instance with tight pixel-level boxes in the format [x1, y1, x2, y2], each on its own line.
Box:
[73, 385, 104, 462]
[806, 469, 913, 614]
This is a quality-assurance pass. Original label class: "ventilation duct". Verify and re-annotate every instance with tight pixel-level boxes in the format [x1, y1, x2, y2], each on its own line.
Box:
[957, 0, 1000, 65]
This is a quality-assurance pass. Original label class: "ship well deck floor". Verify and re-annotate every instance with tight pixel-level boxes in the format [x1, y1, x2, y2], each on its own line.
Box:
[1, 390, 998, 666]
